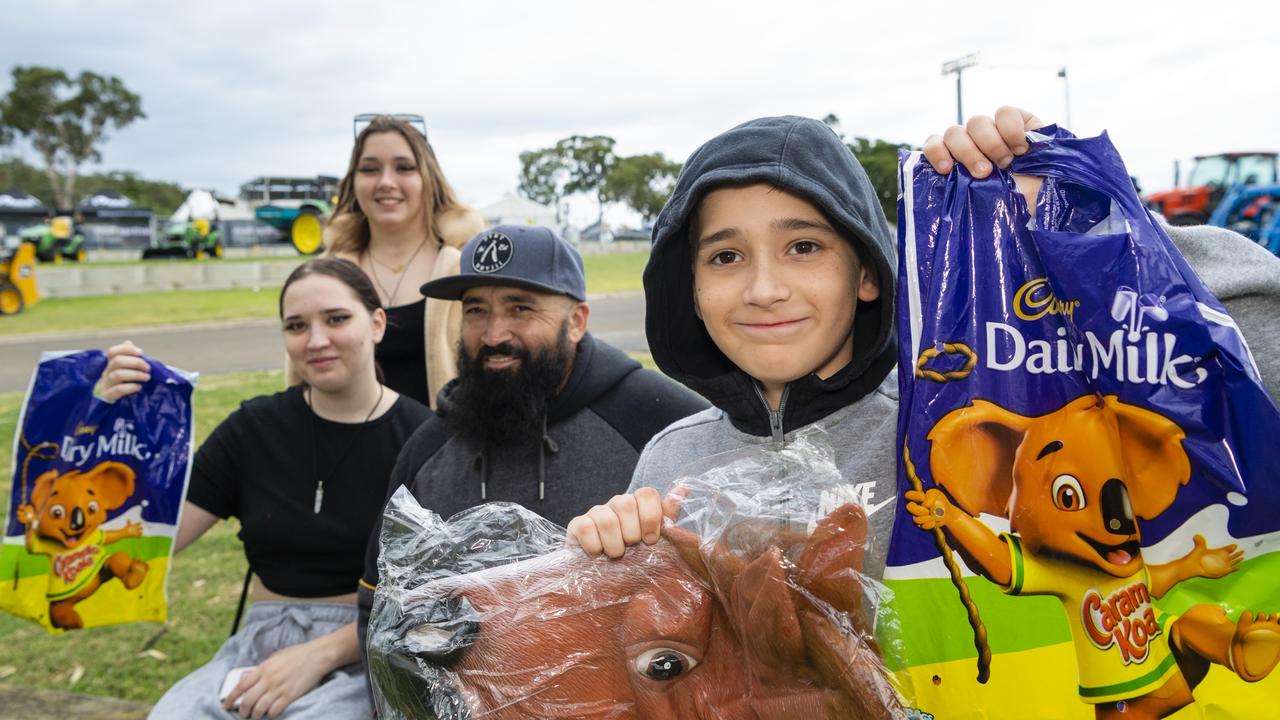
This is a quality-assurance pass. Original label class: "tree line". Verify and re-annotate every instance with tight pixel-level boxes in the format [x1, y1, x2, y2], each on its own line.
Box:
[519, 116, 912, 228]
[1, 64, 912, 225]
[0, 157, 187, 215]
[0, 65, 148, 211]
[519, 136, 681, 227]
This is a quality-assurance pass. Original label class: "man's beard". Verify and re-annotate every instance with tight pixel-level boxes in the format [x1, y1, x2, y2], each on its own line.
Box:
[446, 321, 574, 447]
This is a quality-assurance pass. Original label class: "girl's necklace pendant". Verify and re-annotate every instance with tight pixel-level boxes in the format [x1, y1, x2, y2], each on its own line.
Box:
[313, 482, 324, 514]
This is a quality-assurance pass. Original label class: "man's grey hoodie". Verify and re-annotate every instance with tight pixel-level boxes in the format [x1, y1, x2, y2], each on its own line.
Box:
[358, 333, 707, 657]
[629, 115, 1280, 590]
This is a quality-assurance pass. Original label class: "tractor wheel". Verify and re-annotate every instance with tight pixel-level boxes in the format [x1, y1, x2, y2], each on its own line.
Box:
[211, 240, 225, 259]
[73, 248, 87, 263]
[0, 280, 24, 315]
[290, 209, 324, 255]
[34, 242, 57, 263]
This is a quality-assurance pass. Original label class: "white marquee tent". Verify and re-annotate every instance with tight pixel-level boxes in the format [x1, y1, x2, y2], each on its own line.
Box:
[479, 193, 558, 230]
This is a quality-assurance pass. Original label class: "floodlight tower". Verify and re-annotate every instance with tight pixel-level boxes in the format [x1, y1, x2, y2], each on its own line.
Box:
[941, 53, 980, 125]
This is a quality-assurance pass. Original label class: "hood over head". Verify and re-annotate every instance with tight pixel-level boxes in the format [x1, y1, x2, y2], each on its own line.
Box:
[644, 116, 898, 436]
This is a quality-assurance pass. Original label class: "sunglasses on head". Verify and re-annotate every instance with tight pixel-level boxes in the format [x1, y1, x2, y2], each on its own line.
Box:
[353, 113, 427, 140]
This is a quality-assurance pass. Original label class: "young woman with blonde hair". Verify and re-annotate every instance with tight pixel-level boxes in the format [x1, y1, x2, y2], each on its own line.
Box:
[311, 114, 486, 409]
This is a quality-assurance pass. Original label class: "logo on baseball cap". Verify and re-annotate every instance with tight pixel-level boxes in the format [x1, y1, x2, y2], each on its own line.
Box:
[420, 224, 587, 301]
[471, 231, 514, 273]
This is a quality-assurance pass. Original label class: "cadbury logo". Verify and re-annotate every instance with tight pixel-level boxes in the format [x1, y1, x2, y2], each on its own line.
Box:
[1081, 581, 1160, 665]
[986, 287, 1207, 388]
[1014, 278, 1080, 321]
[60, 419, 152, 467]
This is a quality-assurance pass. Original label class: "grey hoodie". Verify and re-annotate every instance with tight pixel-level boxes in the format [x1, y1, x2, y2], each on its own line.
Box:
[630, 114, 1280, 588]
[358, 333, 707, 659]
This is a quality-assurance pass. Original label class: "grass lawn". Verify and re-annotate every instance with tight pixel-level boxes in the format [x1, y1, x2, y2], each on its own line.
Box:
[581, 251, 649, 294]
[0, 288, 281, 336]
[0, 252, 648, 337]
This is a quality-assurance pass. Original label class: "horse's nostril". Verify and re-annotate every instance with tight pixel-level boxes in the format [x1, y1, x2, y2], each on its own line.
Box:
[398, 596, 479, 666]
[1100, 479, 1136, 536]
[69, 507, 86, 532]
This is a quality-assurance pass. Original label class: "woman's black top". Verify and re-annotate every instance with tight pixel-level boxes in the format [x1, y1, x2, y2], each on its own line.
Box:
[376, 299, 430, 407]
[188, 386, 431, 597]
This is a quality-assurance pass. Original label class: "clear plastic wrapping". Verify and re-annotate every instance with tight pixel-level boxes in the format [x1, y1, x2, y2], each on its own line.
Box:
[368, 431, 904, 719]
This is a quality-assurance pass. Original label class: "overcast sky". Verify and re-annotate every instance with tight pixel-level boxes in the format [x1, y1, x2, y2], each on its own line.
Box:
[4, 0, 1278, 225]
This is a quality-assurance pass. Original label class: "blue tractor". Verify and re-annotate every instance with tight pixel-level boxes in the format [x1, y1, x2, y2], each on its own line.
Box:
[1208, 184, 1280, 255]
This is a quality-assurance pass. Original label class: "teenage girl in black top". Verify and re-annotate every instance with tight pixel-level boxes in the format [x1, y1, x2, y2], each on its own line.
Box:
[99, 258, 430, 719]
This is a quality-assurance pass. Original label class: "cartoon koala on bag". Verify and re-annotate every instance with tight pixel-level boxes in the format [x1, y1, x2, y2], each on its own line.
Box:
[15, 461, 148, 629]
[905, 394, 1280, 720]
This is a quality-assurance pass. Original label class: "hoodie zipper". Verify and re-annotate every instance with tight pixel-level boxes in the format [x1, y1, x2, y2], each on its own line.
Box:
[753, 384, 791, 446]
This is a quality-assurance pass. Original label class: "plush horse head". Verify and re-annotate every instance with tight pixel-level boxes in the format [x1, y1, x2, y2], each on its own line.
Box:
[373, 503, 900, 719]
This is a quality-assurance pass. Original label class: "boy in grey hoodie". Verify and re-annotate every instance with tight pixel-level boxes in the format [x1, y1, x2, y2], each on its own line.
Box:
[569, 110, 1280, 591]
[568, 114, 904, 582]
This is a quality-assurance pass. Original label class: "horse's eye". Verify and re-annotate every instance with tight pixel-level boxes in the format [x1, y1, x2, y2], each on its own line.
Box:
[633, 648, 699, 681]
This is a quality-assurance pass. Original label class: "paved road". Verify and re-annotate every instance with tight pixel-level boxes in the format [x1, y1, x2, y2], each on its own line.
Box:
[0, 684, 149, 720]
[0, 292, 648, 393]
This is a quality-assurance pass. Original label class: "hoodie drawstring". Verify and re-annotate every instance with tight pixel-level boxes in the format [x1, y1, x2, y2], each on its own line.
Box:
[478, 416, 559, 502]
[538, 414, 560, 501]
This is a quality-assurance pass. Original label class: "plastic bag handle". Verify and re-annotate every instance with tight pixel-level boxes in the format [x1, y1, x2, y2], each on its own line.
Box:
[1008, 128, 1147, 219]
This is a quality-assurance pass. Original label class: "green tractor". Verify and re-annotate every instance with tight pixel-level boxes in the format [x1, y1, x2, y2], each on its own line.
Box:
[142, 190, 232, 260]
[240, 176, 337, 255]
[1, 188, 82, 263]
[144, 217, 224, 259]
[20, 215, 87, 263]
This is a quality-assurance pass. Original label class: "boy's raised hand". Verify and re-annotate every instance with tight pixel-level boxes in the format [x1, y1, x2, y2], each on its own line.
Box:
[922, 106, 1045, 178]
[567, 486, 687, 559]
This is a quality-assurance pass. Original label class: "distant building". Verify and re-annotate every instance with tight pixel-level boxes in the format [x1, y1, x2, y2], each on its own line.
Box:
[581, 221, 652, 243]
[579, 220, 613, 243]
[612, 226, 652, 242]
[479, 193, 558, 229]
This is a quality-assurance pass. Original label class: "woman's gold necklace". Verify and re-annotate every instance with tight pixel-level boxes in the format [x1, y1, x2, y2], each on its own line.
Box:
[366, 239, 427, 305]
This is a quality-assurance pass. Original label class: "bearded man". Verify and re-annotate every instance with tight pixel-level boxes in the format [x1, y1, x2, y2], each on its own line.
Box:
[356, 224, 706, 656]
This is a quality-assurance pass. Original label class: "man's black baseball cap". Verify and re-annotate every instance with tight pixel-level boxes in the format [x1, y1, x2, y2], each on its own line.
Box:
[420, 224, 587, 302]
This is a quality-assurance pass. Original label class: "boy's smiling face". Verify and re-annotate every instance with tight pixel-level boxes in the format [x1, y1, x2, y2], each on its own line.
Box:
[691, 184, 878, 404]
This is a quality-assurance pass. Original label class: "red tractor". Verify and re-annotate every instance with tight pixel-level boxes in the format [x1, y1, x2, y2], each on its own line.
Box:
[1145, 152, 1278, 226]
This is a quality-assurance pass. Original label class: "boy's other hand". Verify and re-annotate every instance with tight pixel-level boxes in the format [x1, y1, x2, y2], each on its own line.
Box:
[98, 340, 150, 402]
[567, 486, 686, 559]
[922, 106, 1045, 178]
